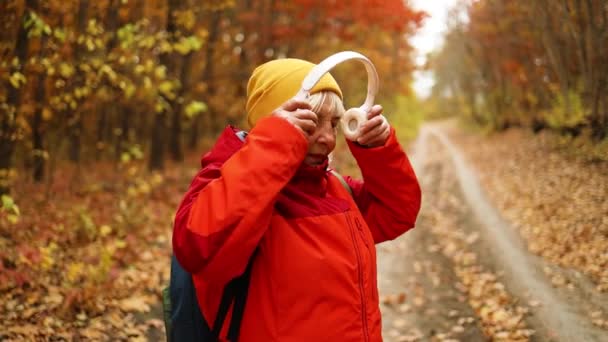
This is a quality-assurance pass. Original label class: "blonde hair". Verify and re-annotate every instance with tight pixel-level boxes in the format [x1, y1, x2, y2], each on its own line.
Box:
[308, 91, 345, 118]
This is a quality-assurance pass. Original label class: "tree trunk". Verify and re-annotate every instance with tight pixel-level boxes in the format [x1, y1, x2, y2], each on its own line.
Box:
[534, 0, 572, 111]
[188, 115, 201, 150]
[96, 107, 108, 155]
[32, 85, 45, 182]
[105, 0, 121, 51]
[169, 106, 183, 161]
[149, 0, 180, 170]
[203, 12, 222, 135]
[67, 0, 89, 163]
[0, 0, 34, 194]
[31, 2, 48, 181]
[149, 113, 166, 170]
[115, 106, 130, 159]
[169, 47, 195, 161]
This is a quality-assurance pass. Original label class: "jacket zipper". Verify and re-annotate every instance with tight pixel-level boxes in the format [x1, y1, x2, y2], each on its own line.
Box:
[354, 217, 371, 251]
[345, 213, 370, 342]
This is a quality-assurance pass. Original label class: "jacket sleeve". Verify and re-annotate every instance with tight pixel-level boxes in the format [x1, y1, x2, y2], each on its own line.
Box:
[344, 128, 421, 244]
[172, 116, 308, 285]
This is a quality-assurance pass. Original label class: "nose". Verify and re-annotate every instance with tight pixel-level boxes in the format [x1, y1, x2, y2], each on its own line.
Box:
[315, 122, 335, 146]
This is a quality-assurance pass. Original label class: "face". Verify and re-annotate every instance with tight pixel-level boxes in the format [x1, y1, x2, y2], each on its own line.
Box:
[304, 97, 341, 166]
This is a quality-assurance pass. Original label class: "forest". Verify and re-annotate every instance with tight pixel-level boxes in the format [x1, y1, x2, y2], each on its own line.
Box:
[1, 0, 606, 340]
[0, 0, 425, 194]
[431, 0, 608, 143]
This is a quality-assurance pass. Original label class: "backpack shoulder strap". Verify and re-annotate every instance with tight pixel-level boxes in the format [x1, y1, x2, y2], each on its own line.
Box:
[213, 252, 256, 341]
[329, 169, 353, 197]
[226, 258, 255, 341]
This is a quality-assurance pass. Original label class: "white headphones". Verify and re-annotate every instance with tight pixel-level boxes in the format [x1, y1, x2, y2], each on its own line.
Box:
[293, 51, 379, 141]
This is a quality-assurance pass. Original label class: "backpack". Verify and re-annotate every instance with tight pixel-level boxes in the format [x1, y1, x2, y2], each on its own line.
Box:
[163, 254, 254, 342]
[162, 169, 351, 342]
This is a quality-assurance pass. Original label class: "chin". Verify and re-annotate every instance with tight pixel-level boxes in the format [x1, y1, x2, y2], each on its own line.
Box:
[304, 160, 321, 166]
[304, 156, 327, 166]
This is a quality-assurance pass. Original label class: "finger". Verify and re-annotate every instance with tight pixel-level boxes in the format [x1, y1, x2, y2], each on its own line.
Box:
[358, 125, 383, 145]
[366, 105, 383, 119]
[281, 98, 312, 111]
[358, 119, 389, 145]
[358, 115, 384, 136]
[296, 118, 317, 135]
[294, 109, 318, 124]
[364, 132, 389, 147]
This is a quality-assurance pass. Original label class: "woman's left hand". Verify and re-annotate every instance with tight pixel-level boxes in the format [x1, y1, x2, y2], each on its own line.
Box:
[356, 104, 391, 147]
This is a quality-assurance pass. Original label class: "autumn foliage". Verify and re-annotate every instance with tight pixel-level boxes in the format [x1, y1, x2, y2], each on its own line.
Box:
[0, 0, 425, 193]
[430, 0, 608, 143]
[0, 0, 425, 339]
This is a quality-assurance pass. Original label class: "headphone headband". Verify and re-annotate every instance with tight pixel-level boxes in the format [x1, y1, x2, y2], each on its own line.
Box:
[294, 51, 379, 112]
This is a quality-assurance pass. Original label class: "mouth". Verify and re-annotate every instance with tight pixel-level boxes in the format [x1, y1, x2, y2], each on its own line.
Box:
[306, 153, 327, 164]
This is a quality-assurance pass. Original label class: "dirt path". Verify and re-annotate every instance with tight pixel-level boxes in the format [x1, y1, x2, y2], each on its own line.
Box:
[377, 123, 608, 341]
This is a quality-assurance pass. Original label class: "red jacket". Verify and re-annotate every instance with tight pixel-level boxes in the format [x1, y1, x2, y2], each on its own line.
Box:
[173, 116, 421, 341]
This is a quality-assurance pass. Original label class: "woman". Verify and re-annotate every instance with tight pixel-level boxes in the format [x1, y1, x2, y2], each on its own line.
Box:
[172, 58, 421, 341]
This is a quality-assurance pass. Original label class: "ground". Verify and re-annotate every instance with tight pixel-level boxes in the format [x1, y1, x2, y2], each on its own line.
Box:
[377, 121, 608, 341]
[1, 121, 607, 341]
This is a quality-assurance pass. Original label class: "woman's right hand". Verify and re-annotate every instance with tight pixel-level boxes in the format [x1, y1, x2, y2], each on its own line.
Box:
[271, 98, 318, 137]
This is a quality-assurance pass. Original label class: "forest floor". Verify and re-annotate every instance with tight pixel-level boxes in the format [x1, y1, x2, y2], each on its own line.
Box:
[1, 121, 607, 341]
[0, 148, 205, 341]
[377, 121, 608, 342]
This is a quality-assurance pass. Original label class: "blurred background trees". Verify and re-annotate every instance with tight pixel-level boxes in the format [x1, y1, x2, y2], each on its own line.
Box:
[430, 0, 608, 141]
[5, 0, 605, 197]
[0, 0, 425, 195]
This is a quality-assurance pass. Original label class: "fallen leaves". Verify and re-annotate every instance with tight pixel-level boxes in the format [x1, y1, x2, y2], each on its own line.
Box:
[386, 328, 423, 342]
[421, 137, 535, 341]
[118, 295, 153, 313]
[0, 157, 196, 339]
[450, 127, 608, 294]
[590, 311, 608, 329]
[382, 292, 408, 306]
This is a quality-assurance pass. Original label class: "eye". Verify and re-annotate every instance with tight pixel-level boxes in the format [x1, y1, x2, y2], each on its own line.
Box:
[331, 119, 339, 128]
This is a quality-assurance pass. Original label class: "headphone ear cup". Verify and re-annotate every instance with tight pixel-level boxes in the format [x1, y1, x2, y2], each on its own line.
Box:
[341, 107, 367, 141]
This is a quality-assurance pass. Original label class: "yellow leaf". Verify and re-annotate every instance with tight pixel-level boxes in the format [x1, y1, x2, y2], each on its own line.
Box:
[67, 262, 84, 283]
[86, 37, 95, 51]
[134, 65, 145, 74]
[125, 83, 136, 98]
[185, 101, 208, 118]
[154, 66, 167, 79]
[127, 186, 137, 196]
[99, 225, 112, 237]
[151, 173, 163, 185]
[8, 214, 19, 224]
[121, 152, 131, 163]
[42, 108, 53, 121]
[139, 182, 151, 194]
[9, 72, 27, 89]
[119, 296, 151, 313]
[159, 80, 176, 99]
[59, 63, 74, 78]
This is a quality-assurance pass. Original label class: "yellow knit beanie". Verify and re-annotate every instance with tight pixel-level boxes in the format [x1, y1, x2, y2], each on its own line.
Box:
[246, 58, 343, 128]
